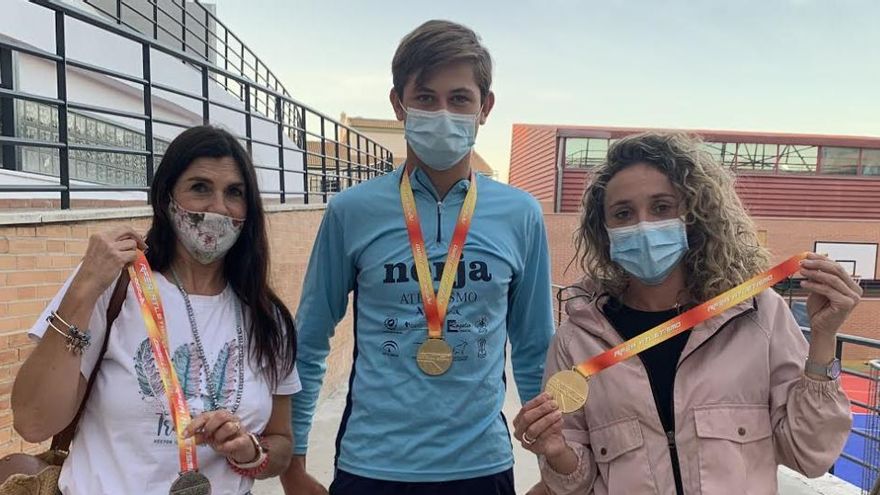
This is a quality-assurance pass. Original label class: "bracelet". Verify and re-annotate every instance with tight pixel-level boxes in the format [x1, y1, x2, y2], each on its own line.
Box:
[227, 433, 269, 477]
[228, 453, 269, 478]
[47, 311, 91, 355]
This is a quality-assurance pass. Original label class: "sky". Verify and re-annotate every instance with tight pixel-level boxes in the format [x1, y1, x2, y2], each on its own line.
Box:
[212, 0, 880, 182]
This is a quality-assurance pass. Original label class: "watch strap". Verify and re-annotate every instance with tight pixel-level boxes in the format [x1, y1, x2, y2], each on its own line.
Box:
[805, 358, 839, 379]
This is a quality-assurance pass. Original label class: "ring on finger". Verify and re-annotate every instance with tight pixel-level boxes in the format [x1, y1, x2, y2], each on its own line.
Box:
[523, 432, 537, 445]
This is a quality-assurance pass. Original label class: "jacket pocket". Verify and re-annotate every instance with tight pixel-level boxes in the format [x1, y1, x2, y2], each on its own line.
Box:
[590, 417, 659, 495]
[694, 404, 775, 495]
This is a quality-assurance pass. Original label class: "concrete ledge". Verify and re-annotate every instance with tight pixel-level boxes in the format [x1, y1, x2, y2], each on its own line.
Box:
[779, 466, 862, 494]
[0, 206, 153, 226]
[0, 203, 327, 226]
[265, 203, 327, 213]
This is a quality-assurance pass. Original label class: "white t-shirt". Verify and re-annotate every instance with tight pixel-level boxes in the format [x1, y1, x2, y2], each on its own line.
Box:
[29, 269, 301, 495]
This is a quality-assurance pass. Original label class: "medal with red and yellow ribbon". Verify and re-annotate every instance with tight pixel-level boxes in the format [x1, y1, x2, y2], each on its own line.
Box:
[129, 251, 211, 494]
[400, 166, 477, 376]
[546, 252, 809, 413]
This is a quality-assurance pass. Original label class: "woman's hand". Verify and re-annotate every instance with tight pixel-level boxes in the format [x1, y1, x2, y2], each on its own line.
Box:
[184, 409, 258, 464]
[513, 393, 567, 458]
[800, 253, 863, 338]
[73, 227, 146, 297]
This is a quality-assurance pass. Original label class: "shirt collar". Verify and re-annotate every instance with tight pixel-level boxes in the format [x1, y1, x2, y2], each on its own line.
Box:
[401, 165, 474, 201]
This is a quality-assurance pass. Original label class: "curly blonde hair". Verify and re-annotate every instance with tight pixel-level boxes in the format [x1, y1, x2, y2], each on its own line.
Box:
[574, 132, 770, 302]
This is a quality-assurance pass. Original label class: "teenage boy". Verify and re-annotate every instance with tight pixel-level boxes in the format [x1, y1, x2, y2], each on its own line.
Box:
[281, 20, 554, 495]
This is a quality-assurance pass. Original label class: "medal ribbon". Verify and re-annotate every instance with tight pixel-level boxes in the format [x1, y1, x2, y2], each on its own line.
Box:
[400, 166, 478, 339]
[128, 250, 199, 473]
[574, 252, 808, 377]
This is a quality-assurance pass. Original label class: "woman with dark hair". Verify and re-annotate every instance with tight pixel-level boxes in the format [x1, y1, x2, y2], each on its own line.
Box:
[12, 126, 299, 494]
[513, 132, 858, 494]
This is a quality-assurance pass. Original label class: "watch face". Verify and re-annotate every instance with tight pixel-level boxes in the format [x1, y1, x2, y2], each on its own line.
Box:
[829, 359, 842, 379]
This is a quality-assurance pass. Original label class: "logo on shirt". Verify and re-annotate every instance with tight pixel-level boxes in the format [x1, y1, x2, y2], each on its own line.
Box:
[382, 340, 400, 358]
[477, 338, 488, 359]
[447, 319, 473, 332]
[476, 315, 489, 334]
[133, 337, 241, 419]
[383, 258, 493, 289]
[453, 340, 469, 361]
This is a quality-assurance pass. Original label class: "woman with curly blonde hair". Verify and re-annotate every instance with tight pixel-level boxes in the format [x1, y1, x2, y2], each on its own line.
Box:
[513, 132, 860, 494]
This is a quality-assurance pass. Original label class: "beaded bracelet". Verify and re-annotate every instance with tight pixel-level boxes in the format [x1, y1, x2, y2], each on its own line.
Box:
[47, 311, 91, 355]
[228, 453, 269, 478]
[227, 433, 269, 478]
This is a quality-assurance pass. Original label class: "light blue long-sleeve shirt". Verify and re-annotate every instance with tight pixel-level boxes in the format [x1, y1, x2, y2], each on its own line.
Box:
[291, 166, 554, 482]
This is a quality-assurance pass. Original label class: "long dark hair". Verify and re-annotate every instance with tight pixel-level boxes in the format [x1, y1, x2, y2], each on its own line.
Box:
[145, 125, 296, 387]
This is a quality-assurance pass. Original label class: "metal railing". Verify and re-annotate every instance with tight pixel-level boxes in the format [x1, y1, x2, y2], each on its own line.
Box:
[551, 283, 880, 489]
[0, 0, 393, 209]
[82, 0, 300, 135]
[799, 328, 880, 485]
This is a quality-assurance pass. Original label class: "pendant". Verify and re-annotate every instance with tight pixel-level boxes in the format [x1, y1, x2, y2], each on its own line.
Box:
[416, 339, 453, 376]
[169, 470, 211, 495]
[545, 369, 589, 414]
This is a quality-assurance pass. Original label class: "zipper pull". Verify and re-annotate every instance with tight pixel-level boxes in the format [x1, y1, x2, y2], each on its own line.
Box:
[666, 430, 676, 449]
[436, 201, 443, 243]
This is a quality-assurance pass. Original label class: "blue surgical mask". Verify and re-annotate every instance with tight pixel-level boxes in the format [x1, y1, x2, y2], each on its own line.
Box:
[607, 218, 688, 286]
[404, 107, 478, 171]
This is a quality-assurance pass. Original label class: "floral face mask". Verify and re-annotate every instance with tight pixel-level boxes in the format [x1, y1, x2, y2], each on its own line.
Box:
[168, 198, 244, 264]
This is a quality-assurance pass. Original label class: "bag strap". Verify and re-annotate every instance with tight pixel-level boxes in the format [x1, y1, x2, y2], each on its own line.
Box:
[50, 271, 130, 453]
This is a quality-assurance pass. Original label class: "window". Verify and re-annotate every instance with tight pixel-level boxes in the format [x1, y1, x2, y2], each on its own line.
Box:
[0, 103, 5, 169]
[308, 176, 341, 193]
[820, 147, 859, 175]
[862, 149, 880, 176]
[13, 99, 163, 185]
[704, 142, 745, 168]
[701, 142, 724, 164]
[564, 138, 609, 168]
[777, 144, 817, 174]
[732, 143, 778, 172]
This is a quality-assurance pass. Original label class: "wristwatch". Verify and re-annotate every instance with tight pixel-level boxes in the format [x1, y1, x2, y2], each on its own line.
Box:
[804, 358, 842, 380]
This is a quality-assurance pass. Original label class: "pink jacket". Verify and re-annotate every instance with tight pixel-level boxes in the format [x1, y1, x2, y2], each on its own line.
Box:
[540, 283, 852, 495]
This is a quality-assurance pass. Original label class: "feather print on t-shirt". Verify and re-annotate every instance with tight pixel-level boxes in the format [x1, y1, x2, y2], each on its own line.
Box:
[172, 343, 203, 400]
[133, 337, 240, 414]
[134, 339, 164, 401]
[205, 340, 239, 411]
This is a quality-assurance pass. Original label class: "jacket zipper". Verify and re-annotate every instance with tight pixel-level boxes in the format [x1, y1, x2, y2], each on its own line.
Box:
[628, 303, 756, 495]
[635, 353, 686, 495]
[436, 201, 442, 243]
[413, 172, 444, 244]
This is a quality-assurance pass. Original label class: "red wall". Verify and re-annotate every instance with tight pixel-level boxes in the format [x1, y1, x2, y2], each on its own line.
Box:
[508, 124, 558, 211]
[558, 171, 880, 220]
[510, 124, 880, 220]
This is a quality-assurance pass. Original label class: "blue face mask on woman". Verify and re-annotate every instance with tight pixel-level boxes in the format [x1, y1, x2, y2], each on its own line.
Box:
[404, 107, 478, 171]
[607, 218, 688, 286]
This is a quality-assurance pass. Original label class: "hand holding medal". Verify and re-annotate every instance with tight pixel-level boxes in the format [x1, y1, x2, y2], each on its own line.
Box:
[512, 394, 566, 457]
[544, 252, 811, 414]
[183, 410, 255, 463]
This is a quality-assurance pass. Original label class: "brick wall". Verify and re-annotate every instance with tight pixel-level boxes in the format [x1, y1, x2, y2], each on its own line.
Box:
[0, 205, 353, 457]
[544, 213, 880, 360]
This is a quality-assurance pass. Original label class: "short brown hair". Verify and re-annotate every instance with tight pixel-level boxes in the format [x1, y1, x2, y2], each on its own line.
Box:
[392, 20, 493, 102]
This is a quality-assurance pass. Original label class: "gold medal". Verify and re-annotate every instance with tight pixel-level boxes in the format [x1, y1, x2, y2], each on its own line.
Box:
[545, 369, 589, 414]
[169, 470, 211, 495]
[416, 339, 453, 376]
